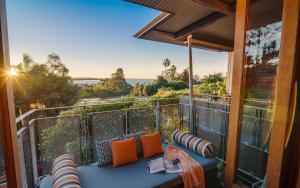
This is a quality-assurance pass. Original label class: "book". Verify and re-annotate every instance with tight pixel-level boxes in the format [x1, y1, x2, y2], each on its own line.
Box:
[148, 157, 182, 174]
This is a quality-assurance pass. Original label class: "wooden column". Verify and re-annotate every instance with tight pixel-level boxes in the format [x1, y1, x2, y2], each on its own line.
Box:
[0, 0, 22, 187]
[187, 35, 194, 134]
[266, 0, 300, 187]
[224, 0, 250, 187]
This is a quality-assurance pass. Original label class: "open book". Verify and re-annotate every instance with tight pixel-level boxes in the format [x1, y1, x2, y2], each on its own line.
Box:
[148, 157, 182, 174]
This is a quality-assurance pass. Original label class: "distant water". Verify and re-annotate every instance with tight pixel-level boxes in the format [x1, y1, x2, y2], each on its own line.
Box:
[73, 79, 153, 86]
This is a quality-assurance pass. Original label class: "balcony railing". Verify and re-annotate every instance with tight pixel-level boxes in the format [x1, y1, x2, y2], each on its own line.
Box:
[16, 97, 272, 188]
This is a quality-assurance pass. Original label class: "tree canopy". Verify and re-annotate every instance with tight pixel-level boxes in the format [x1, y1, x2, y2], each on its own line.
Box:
[80, 68, 132, 99]
[13, 53, 79, 112]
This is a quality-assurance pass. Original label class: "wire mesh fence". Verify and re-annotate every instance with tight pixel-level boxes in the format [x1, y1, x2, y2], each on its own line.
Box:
[15, 97, 273, 188]
[17, 126, 35, 188]
[34, 115, 82, 176]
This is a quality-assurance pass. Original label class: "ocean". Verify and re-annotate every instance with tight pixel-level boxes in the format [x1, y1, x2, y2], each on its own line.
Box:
[73, 79, 154, 86]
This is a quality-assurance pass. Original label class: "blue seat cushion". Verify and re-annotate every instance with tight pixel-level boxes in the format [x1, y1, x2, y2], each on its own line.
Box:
[167, 142, 217, 171]
[38, 176, 53, 188]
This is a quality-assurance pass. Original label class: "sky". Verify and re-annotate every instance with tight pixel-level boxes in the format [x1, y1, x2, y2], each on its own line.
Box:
[6, 0, 228, 79]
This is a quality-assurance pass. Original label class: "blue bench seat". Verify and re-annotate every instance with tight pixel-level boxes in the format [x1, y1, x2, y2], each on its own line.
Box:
[39, 142, 218, 188]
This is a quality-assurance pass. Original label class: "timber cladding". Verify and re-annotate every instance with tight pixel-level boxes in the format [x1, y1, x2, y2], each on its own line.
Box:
[245, 63, 277, 100]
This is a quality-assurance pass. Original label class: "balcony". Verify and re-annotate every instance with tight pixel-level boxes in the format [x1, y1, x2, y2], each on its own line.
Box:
[15, 96, 272, 188]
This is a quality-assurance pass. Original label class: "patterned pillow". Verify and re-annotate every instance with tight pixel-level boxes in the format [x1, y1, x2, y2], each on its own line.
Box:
[125, 132, 144, 157]
[172, 130, 214, 157]
[51, 154, 81, 188]
[95, 136, 123, 166]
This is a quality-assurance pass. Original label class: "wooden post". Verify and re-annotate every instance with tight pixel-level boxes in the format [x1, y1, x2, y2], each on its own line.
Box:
[0, 0, 22, 187]
[266, 0, 300, 187]
[224, 0, 250, 187]
[187, 35, 194, 134]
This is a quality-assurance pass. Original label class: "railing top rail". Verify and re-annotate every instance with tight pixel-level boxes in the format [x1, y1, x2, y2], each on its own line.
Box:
[194, 105, 230, 113]
[182, 95, 273, 105]
[16, 97, 180, 119]
[15, 109, 37, 124]
[33, 114, 82, 121]
[16, 126, 27, 137]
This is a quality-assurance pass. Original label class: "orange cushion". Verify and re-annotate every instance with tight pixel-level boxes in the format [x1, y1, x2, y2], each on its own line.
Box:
[111, 137, 138, 167]
[140, 132, 163, 158]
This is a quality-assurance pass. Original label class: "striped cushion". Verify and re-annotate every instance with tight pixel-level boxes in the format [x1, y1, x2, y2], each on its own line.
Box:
[172, 130, 214, 157]
[52, 154, 81, 188]
[0, 175, 7, 188]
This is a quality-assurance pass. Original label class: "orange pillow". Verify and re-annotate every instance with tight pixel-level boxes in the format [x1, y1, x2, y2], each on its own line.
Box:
[111, 137, 138, 167]
[140, 132, 163, 158]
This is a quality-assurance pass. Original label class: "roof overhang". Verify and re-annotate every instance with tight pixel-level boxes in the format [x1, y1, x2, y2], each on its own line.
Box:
[125, 0, 283, 52]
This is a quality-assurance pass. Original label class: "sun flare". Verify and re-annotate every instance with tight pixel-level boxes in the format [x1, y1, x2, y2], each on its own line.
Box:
[8, 69, 18, 76]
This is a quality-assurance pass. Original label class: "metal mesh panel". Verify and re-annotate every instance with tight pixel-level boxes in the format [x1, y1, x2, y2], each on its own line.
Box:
[180, 103, 190, 131]
[160, 104, 180, 142]
[127, 107, 156, 134]
[21, 127, 34, 188]
[238, 143, 268, 179]
[195, 106, 229, 160]
[91, 110, 125, 141]
[35, 115, 82, 176]
[238, 106, 272, 181]
[17, 127, 35, 188]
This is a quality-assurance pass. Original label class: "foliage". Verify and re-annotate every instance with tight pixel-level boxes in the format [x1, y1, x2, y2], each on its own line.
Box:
[40, 117, 81, 162]
[196, 81, 227, 96]
[80, 68, 132, 99]
[153, 88, 180, 99]
[201, 73, 224, 84]
[167, 81, 188, 90]
[131, 83, 144, 96]
[178, 69, 189, 83]
[132, 76, 189, 97]
[13, 53, 79, 112]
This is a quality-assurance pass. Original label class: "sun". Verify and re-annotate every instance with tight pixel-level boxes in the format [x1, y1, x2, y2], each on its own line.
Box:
[8, 69, 18, 76]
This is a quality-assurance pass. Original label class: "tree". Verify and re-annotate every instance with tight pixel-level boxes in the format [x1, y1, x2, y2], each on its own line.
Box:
[143, 84, 156, 96]
[103, 68, 132, 93]
[46, 53, 69, 77]
[164, 65, 177, 81]
[154, 75, 168, 88]
[163, 58, 171, 71]
[131, 83, 144, 96]
[13, 53, 79, 112]
[80, 68, 132, 99]
[178, 69, 189, 83]
[201, 73, 224, 84]
[22, 53, 34, 72]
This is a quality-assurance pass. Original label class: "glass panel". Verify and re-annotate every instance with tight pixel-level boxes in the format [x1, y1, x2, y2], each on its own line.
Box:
[235, 0, 283, 187]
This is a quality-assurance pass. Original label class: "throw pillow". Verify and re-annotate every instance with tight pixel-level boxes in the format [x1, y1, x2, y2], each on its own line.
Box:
[111, 137, 138, 167]
[140, 132, 163, 158]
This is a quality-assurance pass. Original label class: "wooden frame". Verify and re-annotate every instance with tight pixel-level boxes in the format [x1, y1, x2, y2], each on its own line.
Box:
[184, 38, 233, 52]
[189, 0, 234, 15]
[224, 0, 250, 187]
[0, 0, 22, 187]
[266, 0, 300, 187]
